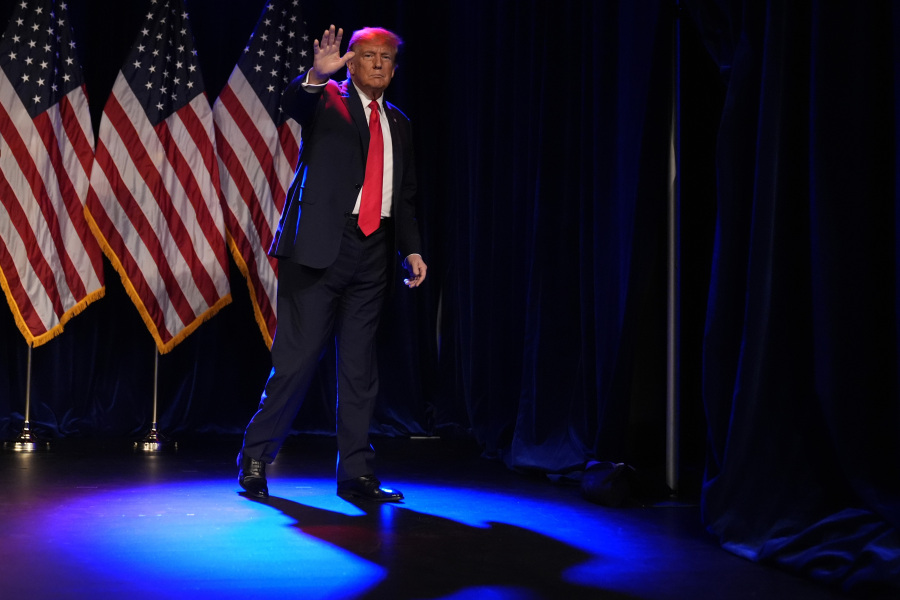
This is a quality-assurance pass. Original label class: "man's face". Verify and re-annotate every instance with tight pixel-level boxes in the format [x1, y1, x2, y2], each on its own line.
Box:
[347, 41, 396, 99]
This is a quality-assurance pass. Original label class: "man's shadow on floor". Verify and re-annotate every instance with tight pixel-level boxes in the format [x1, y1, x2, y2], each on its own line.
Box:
[244, 493, 640, 599]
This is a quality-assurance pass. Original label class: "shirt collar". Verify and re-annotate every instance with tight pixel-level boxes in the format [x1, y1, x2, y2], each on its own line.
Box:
[351, 81, 385, 111]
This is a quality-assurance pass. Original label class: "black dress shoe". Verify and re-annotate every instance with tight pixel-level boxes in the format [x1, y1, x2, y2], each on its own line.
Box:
[337, 475, 403, 502]
[237, 452, 269, 499]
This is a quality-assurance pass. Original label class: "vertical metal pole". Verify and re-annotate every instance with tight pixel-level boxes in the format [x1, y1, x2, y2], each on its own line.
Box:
[23, 343, 32, 430]
[151, 348, 159, 429]
[134, 345, 175, 451]
[666, 1, 682, 494]
[5, 343, 47, 451]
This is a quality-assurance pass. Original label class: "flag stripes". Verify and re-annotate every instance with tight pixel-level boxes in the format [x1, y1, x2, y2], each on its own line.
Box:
[85, 0, 231, 354]
[213, 0, 311, 347]
[0, 0, 104, 348]
[1, 0, 316, 351]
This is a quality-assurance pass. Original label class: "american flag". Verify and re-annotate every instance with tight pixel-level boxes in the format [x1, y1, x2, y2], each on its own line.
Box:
[85, 0, 231, 354]
[213, 0, 311, 347]
[0, 0, 104, 347]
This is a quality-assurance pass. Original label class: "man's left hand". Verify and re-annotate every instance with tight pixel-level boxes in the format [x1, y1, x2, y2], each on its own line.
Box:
[403, 255, 427, 288]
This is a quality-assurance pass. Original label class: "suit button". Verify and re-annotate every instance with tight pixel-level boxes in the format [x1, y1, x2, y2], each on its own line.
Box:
[354, 183, 362, 190]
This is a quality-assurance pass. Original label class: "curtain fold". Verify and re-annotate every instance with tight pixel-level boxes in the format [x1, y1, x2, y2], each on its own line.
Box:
[437, 0, 673, 473]
[686, 0, 900, 591]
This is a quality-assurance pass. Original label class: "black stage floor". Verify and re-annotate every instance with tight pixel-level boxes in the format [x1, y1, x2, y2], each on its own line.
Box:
[0, 435, 856, 599]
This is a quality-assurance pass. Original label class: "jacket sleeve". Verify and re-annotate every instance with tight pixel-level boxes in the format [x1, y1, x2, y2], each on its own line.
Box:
[394, 118, 422, 260]
[281, 74, 326, 130]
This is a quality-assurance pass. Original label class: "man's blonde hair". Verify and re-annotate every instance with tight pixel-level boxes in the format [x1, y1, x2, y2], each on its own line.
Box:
[348, 27, 403, 56]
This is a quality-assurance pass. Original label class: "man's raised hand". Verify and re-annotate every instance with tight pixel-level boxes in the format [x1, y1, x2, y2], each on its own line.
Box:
[309, 25, 354, 84]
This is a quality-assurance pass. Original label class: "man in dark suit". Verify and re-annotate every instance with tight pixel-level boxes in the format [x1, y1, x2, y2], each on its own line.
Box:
[237, 25, 426, 502]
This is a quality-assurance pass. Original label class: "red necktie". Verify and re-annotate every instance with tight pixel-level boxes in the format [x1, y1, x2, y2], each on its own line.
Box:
[359, 100, 383, 236]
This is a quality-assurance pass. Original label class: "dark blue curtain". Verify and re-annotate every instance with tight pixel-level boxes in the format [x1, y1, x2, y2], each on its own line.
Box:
[685, 0, 900, 592]
[436, 0, 673, 474]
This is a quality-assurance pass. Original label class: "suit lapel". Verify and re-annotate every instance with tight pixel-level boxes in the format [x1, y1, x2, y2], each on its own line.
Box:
[341, 80, 369, 160]
[386, 104, 403, 204]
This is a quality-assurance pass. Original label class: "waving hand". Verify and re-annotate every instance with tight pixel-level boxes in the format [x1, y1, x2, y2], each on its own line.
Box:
[308, 25, 354, 84]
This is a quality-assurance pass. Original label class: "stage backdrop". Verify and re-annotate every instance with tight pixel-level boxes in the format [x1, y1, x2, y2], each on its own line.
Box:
[0, 0, 678, 472]
[2, 0, 898, 594]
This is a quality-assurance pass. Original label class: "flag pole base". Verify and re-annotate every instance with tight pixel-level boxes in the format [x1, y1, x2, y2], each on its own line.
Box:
[133, 423, 177, 453]
[4, 423, 50, 452]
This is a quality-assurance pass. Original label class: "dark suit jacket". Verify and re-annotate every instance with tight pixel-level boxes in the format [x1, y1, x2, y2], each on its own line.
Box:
[270, 77, 421, 269]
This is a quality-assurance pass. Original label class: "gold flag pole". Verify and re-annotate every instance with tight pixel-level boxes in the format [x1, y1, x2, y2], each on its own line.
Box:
[5, 343, 49, 452]
[134, 346, 177, 452]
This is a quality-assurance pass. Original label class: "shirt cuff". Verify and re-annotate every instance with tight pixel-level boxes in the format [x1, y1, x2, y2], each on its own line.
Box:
[301, 71, 327, 91]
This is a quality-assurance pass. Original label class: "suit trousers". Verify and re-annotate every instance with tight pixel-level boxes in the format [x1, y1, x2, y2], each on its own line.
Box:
[241, 216, 390, 482]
